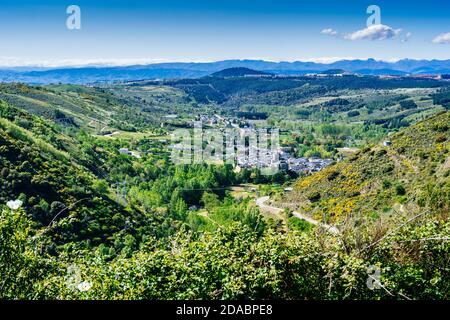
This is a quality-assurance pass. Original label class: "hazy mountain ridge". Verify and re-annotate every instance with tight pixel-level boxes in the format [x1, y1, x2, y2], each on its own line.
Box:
[1, 58, 450, 84]
[210, 67, 272, 77]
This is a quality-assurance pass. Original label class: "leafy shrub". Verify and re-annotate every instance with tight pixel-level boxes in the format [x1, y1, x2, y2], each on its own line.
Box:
[395, 184, 406, 196]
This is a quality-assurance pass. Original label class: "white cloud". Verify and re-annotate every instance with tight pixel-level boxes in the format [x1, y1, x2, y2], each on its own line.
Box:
[321, 28, 338, 36]
[432, 32, 450, 44]
[344, 24, 402, 41]
[321, 24, 403, 41]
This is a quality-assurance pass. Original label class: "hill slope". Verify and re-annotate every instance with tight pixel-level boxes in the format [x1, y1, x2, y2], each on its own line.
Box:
[0, 100, 165, 250]
[283, 111, 449, 225]
[0, 83, 159, 133]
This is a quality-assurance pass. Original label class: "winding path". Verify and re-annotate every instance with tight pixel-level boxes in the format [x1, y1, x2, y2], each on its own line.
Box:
[256, 196, 340, 235]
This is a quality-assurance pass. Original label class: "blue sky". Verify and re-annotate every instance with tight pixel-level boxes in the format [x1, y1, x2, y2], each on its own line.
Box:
[0, 0, 449, 66]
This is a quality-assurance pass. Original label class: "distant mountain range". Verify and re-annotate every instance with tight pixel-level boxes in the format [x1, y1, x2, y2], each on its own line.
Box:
[210, 67, 272, 77]
[1, 58, 450, 84]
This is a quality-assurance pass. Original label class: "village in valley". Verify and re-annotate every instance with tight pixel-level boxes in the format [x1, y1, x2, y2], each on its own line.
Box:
[166, 114, 335, 176]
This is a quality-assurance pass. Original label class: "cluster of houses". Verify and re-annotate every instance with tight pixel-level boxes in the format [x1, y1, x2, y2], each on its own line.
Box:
[284, 156, 334, 174]
[230, 127, 333, 174]
[235, 144, 333, 175]
[126, 114, 334, 176]
[137, 134, 334, 175]
[195, 114, 242, 128]
[235, 145, 279, 172]
[278, 147, 335, 174]
[173, 117, 335, 175]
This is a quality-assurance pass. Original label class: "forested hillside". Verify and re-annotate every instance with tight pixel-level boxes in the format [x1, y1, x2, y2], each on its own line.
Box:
[283, 111, 449, 224]
[1, 93, 449, 299]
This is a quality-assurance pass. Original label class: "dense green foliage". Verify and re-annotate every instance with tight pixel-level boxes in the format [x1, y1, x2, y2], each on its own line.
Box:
[1, 81, 449, 300]
[2, 207, 449, 299]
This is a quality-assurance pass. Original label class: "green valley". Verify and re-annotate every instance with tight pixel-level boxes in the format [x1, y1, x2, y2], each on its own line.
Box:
[1, 73, 449, 300]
